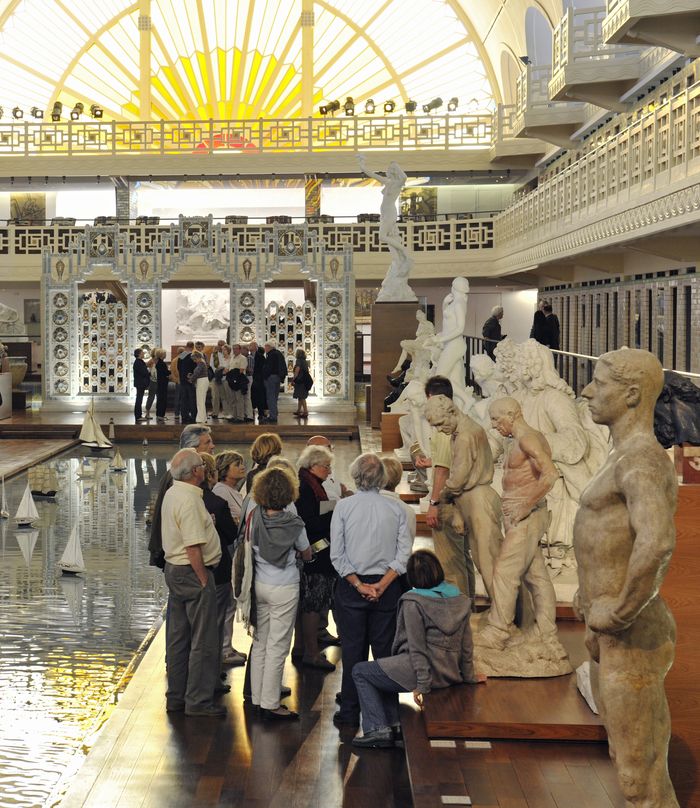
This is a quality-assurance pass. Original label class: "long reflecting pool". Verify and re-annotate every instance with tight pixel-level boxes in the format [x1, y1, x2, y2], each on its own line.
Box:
[0, 446, 172, 808]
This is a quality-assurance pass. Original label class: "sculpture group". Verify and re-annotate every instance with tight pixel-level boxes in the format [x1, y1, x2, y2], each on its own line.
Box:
[390, 289, 679, 803]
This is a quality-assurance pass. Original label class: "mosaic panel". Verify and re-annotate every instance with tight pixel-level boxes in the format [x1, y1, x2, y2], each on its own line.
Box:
[78, 291, 128, 395]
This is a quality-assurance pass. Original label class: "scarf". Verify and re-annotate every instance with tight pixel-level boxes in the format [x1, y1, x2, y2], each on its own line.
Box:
[410, 581, 461, 599]
[299, 467, 328, 502]
[248, 506, 304, 568]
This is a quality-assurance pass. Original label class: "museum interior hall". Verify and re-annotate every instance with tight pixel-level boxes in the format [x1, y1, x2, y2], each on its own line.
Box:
[0, 0, 699, 806]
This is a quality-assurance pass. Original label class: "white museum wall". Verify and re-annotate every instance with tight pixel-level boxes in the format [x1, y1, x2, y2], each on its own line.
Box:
[321, 186, 382, 221]
[135, 187, 305, 221]
[54, 189, 116, 221]
[436, 185, 517, 215]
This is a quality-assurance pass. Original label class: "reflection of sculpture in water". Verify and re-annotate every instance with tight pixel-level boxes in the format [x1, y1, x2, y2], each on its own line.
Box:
[574, 349, 679, 808]
[425, 277, 474, 413]
[425, 395, 502, 600]
[478, 397, 561, 652]
[357, 154, 417, 303]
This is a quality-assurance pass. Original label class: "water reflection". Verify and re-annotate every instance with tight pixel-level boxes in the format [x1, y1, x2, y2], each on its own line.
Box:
[0, 447, 168, 808]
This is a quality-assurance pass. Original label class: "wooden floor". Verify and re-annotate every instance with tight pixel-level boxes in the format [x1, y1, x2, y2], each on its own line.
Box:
[0, 437, 78, 479]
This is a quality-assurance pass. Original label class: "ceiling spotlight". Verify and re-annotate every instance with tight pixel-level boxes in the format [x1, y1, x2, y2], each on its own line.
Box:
[383, 100, 396, 114]
[70, 102, 84, 120]
[90, 104, 103, 119]
[364, 98, 375, 114]
[343, 96, 355, 116]
[51, 102, 63, 122]
[447, 97, 458, 112]
[405, 100, 417, 113]
[422, 97, 443, 114]
[12, 106, 23, 120]
[30, 106, 44, 119]
[319, 100, 340, 115]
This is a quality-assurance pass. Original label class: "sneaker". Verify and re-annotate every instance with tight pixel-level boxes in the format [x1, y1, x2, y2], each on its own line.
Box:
[184, 704, 227, 717]
[352, 728, 394, 748]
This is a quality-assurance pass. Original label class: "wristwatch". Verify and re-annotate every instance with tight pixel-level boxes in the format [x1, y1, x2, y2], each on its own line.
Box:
[429, 499, 440, 507]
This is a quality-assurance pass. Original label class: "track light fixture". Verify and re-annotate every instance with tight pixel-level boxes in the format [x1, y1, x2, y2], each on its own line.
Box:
[12, 106, 23, 120]
[364, 98, 375, 114]
[343, 97, 355, 116]
[319, 100, 340, 115]
[422, 97, 443, 114]
[70, 102, 84, 120]
[405, 100, 417, 113]
[51, 102, 63, 122]
[90, 104, 103, 119]
[383, 100, 396, 114]
[447, 97, 458, 112]
[30, 106, 44, 119]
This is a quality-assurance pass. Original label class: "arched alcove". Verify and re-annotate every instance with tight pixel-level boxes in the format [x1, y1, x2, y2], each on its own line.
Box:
[500, 50, 522, 106]
[525, 5, 553, 65]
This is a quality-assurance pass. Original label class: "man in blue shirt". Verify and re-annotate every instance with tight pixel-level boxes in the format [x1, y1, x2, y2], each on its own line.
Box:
[330, 453, 412, 727]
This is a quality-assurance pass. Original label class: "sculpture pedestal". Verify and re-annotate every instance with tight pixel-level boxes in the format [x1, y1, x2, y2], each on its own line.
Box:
[0, 372, 10, 419]
[370, 302, 421, 428]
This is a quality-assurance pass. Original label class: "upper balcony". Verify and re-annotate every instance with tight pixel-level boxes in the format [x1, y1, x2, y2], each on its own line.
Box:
[603, 0, 700, 57]
[549, 6, 645, 111]
[514, 65, 590, 149]
[489, 105, 548, 166]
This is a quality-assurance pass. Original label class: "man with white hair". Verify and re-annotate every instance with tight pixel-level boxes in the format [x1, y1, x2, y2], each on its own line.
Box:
[162, 447, 224, 717]
[481, 305, 505, 360]
[261, 339, 287, 424]
[330, 452, 412, 727]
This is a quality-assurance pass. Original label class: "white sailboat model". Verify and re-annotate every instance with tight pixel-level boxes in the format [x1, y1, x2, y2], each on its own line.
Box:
[0, 476, 8, 519]
[16, 529, 39, 566]
[79, 399, 112, 450]
[58, 524, 86, 575]
[109, 448, 127, 472]
[14, 483, 39, 528]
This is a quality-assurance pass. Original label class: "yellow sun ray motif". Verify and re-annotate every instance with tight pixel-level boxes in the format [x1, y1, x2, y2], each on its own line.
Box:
[0, 0, 495, 122]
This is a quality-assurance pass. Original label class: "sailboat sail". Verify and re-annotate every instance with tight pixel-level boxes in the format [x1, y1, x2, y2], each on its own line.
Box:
[110, 449, 127, 472]
[58, 525, 86, 574]
[0, 476, 8, 518]
[79, 399, 112, 448]
[14, 484, 39, 526]
[16, 529, 39, 566]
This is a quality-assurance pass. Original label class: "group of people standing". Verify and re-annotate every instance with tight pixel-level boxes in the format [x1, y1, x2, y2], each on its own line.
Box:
[133, 339, 313, 425]
[481, 298, 560, 361]
[153, 423, 484, 746]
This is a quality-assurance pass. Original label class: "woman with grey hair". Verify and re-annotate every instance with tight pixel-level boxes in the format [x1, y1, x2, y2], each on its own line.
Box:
[330, 452, 412, 726]
[294, 444, 337, 670]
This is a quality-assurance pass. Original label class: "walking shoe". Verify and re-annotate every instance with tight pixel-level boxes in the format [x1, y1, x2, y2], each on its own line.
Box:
[221, 650, 247, 667]
[302, 654, 335, 671]
[214, 683, 231, 694]
[184, 704, 227, 717]
[318, 632, 341, 647]
[261, 706, 299, 721]
[280, 685, 292, 698]
[351, 728, 394, 749]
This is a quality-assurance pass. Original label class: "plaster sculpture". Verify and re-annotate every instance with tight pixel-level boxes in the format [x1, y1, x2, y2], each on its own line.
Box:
[574, 348, 679, 807]
[390, 309, 435, 383]
[0, 302, 19, 324]
[424, 277, 474, 412]
[424, 395, 502, 600]
[514, 339, 608, 549]
[475, 397, 572, 678]
[493, 337, 523, 397]
[173, 289, 230, 340]
[357, 154, 417, 303]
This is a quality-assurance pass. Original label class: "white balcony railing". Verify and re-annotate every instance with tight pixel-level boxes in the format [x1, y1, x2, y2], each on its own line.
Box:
[516, 65, 554, 116]
[0, 218, 496, 259]
[0, 114, 496, 158]
[495, 73, 700, 247]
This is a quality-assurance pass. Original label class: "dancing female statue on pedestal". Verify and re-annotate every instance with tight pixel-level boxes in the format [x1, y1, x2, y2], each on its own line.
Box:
[357, 154, 417, 302]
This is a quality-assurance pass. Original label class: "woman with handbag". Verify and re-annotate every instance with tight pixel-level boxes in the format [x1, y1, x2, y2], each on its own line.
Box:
[242, 467, 312, 720]
[292, 349, 311, 419]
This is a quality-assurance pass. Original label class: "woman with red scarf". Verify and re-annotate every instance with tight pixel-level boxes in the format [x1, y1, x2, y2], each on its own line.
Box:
[295, 444, 337, 670]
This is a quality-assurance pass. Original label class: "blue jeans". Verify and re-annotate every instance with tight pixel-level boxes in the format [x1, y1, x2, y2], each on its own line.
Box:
[264, 375, 280, 420]
[352, 660, 404, 733]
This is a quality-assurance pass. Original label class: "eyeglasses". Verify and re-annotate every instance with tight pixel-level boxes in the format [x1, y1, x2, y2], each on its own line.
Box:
[315, 463, 332, 470]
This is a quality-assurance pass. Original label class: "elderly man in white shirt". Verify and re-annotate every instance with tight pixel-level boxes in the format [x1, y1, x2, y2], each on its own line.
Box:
[162, 448, 224, 717]
[228, 343, 248, 423]
[330, 452, 412, 727]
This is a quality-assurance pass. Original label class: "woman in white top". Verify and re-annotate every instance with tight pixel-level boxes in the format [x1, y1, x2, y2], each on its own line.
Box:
[248, 467, 311, 720]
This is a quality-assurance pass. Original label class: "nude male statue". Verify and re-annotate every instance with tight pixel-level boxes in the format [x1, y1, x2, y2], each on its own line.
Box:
[574, 349, 678, 807]
[479, 397, 560, 650]
[425, 395, 502, 599]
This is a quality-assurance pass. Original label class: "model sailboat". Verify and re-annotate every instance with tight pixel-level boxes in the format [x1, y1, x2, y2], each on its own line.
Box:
[0, 476, 8, 519]
[109, 449, 127, 472]
[57, 525, 86, 575]
[14, 483, 39, 528]
[28, 465, 60, 498]
[16, 529, 39, 566]
[79, 399, 112, 450]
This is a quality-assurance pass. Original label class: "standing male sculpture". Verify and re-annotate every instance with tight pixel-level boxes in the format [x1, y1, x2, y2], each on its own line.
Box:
[574, 349, 679, 807]
[357, 154, 417, 302]
[478, 397, 561, 654]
